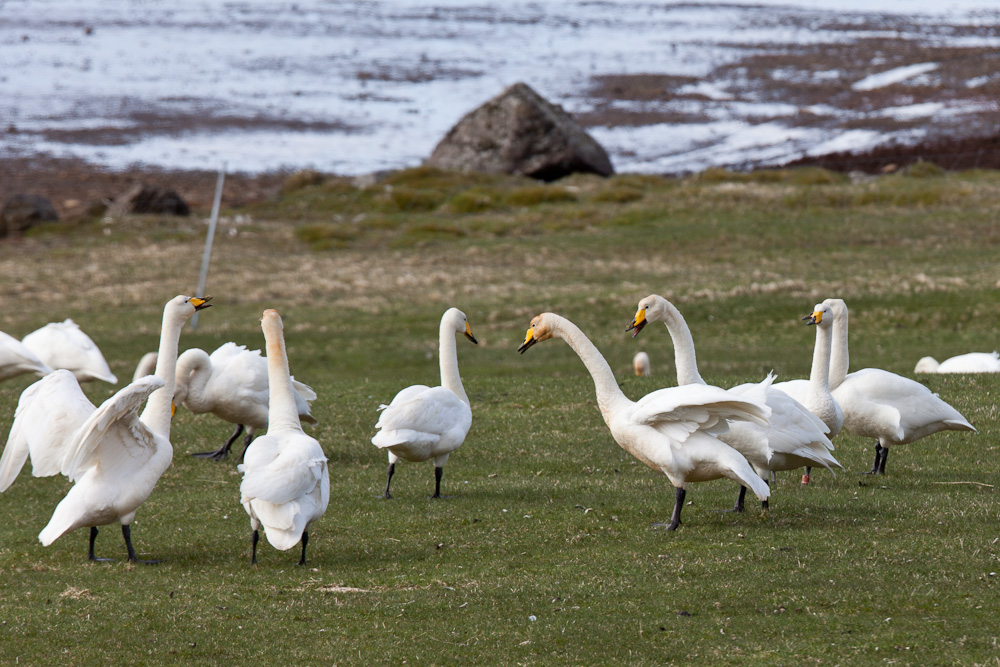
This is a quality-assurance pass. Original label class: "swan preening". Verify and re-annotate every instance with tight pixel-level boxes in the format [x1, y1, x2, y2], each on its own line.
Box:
[174, 342, 318, 461]
[372, 307, 478, 499]
[0, 295, 212, 562]
[519, 312, 771, 530]
[238, 309, 329, 565]
[915, 351, 1000, 374]
[21, 319, 117, 384]
[822, 298, 976, 475]
[0, 331, 53, 382]
[628, 295, 841, 511]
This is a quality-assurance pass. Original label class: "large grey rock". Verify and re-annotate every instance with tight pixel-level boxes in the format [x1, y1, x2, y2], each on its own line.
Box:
[109, 183, 190, 217]
[1, 194, 58, 236]
[426, 82, 614, 181]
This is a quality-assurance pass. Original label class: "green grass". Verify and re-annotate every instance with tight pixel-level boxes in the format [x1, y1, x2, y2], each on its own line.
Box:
[1, 167, 999, 665]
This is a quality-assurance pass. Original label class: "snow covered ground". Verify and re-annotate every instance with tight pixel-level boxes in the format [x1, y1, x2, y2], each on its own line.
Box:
[1, 0, 998, 176]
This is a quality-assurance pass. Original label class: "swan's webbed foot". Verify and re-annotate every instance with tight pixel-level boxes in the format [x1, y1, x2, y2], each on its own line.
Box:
[87, 527, 115, 562]
[654, 487, 686, 530]
[121, 525, 161, 565]
[381, 463, 395, 499]
[862, 441, 887, 475]
[191, 424, 243, 460]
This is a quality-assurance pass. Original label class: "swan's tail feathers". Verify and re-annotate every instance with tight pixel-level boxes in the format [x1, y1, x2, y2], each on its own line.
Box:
[946, 419, 977, 433]
[38, 496, 81, 546]
[300, 414, 319, 425]
[0, 434, 29, 493]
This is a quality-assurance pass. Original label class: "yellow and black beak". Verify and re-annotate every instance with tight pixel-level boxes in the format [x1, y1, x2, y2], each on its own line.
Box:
[627, 308, 648, 338]
[518, 326, 538, 354]
[804, 309, 823, 326]
[190, 296, 213, 311]
[464, 322, 478, 345]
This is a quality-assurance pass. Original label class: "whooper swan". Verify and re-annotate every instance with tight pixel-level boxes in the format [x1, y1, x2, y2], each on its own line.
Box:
[21, 319, 117, 384]
[628, 295, 840, 511]
[0, 331, 53, 382]
[518, 312, 771, 530]
[632, 351, 651, 376]
[0, 295, 211, 561]
[372, 307, 477, 499]
[238, 309, 329, 565]
[175, 342, 317, 461]
[915, 351, 1000, 374]
[823, 298, 976, 475]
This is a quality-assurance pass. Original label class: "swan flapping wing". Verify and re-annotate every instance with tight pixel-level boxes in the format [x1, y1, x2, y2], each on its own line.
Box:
[0, 370, 95, 491]
[0, 331, 53, 381]
[22, 319, 117, 384]
[631, 383, 771, 436]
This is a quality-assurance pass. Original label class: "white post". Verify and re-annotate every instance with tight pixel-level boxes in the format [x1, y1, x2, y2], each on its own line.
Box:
[191, 162, 226, 330]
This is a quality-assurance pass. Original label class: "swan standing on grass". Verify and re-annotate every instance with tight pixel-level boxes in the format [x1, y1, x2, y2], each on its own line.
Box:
[632, 351, 651, 376]
[175, 343, 317, 461]
[372, 308, 478, 499]
[823, 298, 976, 476]
[627, 295, 840, 511]
[0, 331, 53, 382]
[771, 302, 845, 486]
[915, 351, 1000, 374]
[238, 309, 329, 566]
[0, 295, 212, 562]
[518, 312, 771, 530]
[21, 319, 117, 383]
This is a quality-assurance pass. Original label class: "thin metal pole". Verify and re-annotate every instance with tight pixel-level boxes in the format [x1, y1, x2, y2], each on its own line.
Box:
[191, 162, 226, 329]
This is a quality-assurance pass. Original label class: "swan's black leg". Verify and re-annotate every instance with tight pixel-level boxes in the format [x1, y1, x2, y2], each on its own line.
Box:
[653, 487, 686, 530]
[863, 441, 882, 475]
[762, 478, 771, 510]
[122, 525, 138, 562]
[876, 444, 889, 475]
[383, 463, 395, 499]
[298, 531, 309, 566]
[431, 466, 444, 498]
[734, 485, 746, 512]
[237, 432, 257, 464]
[251, 529, 260, 564]
[191, 424, 244, 460]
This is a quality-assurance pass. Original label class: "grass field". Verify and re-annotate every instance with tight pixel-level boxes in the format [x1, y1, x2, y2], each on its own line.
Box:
[1, 165, 998, 665]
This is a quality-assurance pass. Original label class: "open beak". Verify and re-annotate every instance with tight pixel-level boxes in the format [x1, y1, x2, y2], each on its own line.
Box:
[517, 326, 538, 354]
[191, 296, 213, 311]
[464, 322, 478, 345]
[804, 310, 822, 326]
[626, 308, 648, 338]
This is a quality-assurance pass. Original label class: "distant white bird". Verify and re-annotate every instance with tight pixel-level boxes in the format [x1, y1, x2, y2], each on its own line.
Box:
[823, 298, 976, 475]
[0, 331, 53, 382]
[21, 319, 117, 383]
[632, 351, 651, 376]
[174, 342, 317, 461]
[372, 307, 477, 499]
[0, 295, 211, 562]
[238, 309, 329, 566]
[914, 351, 1000, 374]
[519, 312, 771, 530]
[132, 351, 158, 382]
[628, 295, 840, 511]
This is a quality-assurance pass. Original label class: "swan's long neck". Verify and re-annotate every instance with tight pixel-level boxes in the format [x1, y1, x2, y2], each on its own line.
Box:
[551, 315, 630, 422]
[657, 301, 706, 386]
[828, 308, 849, 390]
[808, 323, 834, 396]
[264, 323, 302, 432]
[439, 319, 469, 406]
[140, 307, 186, 438]
[175, 350, 212, 411]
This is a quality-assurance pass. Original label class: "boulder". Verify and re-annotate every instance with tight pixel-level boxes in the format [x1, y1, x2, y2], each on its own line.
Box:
[109, 183, 190, 216]
[1, 194, 59, 237]
[426, 82, 614, 181]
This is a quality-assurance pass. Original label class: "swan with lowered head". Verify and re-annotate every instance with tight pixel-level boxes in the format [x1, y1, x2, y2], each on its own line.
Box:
[632, 351, 651, 376]
[915, 351, 1000, 374]
[372, 307, 477, 499]
[823, 298, 976, 475]
[238, 309, 329, 565]
[174, 342, 317, 461]
[628, 295, 840, 511]
[21, 319, 117, 383]
[0, 330, 53, 382]
[0, 295, 211, 561]
[518, 312, 772, 530]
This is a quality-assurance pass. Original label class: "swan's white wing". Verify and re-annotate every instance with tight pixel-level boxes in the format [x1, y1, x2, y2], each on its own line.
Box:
[60, 376, 164, 482]
[631, 383, 771, 436]
[372, 386, 470, 446]
[0, 370, 95, 491]
[290, 377, 317, 402]
[239, 433, 328, 507]
[0, 331, 53, 381]
[22, 319, 117, 383]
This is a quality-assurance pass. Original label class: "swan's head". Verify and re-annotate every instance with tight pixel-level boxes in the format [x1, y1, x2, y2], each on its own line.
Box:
[261, 308, 283, 333]
[166, 295, 213, 320]
[518, 313, 555, 354]
[822, 298, 848, 322]
[803, 302, 833, 328]
[627, 295, 667, 338]
[444, 307, 478, 344]
[914, 356, 940, 373]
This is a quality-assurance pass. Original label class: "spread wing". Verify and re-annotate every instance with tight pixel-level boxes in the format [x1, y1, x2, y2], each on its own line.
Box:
[631, 383, 771, 442]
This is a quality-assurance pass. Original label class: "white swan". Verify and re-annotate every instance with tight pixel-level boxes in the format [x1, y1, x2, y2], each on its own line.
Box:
[21, 319, 117, 383]
[175, 342, 317, 461]
[0, 331, 53, 382]
[823, 298, 976, 475]
[238, 309, 329, 565]
[632, 351, 651, 376]
[132, 351, 158, 382]
[518, 312, 771, 530]
[0, 295, 211, 561]
[628, 295, 840, 511]
[372, 307, 477, 499]
[915, 351, 1000, 374]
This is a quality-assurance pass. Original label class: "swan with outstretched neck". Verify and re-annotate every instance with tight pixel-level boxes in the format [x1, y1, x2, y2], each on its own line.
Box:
[518, 312, 771, 530]
[372, 307, 477, 499]
[0, 295, 211, 562]
[238, 309, 329, 565]
[628, 295, 841, 511]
